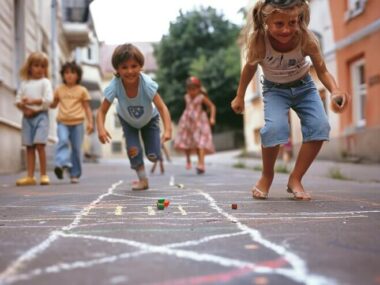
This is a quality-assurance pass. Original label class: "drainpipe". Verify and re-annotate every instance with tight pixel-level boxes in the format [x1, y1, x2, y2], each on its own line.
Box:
[51, 0, 58, 87]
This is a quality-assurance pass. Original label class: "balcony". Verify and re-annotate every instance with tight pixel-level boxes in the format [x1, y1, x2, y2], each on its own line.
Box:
[63, 22, 90, 48]
[62, 0, 93, 48]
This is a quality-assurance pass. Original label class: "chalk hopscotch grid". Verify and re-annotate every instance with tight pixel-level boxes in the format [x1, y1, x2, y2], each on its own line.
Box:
[0, 179, 343, 285]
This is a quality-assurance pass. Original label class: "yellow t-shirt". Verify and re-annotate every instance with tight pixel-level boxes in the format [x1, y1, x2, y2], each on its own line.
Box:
[54, 84, 91, 125]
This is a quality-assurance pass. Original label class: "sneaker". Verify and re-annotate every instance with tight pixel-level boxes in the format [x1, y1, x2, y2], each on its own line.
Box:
[16, 176, 37, 186]
[132, 178, 149, 191]
[54, 167, 63, 180]
[70, 177, 79, 184]
[40, 175, 50, 185]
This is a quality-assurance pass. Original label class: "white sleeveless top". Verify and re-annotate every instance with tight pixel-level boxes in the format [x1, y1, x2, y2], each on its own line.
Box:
[260, 33, 310, 83]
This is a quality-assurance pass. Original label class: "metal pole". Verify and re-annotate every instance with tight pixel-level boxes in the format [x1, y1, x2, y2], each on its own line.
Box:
[51, 0, 57, 87]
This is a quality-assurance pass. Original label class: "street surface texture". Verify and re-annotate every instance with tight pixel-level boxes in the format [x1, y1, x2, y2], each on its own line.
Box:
[0, 155, 379, 285]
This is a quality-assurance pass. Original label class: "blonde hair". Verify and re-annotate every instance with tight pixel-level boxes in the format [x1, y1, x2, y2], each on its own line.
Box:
[19, 51, 49, 80]
[243, 0, 313, 63]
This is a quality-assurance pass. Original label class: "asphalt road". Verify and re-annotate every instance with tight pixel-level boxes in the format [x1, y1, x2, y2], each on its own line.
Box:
[0, 156, 379, 285]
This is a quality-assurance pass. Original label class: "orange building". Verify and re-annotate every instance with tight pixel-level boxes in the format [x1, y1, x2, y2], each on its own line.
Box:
[328, 0, 380, 162]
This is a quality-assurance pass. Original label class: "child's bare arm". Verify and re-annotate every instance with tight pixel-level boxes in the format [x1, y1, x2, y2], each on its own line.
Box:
[96, 100, 112, 143]
[50, 95, 59, 108]
[22, 97, 43, 106]
[231, 38, 264, 114]
[306, 34, 350, 112]
[231, 63, 258, 114]
[82, 100, 94, 134]
[202, 96, 216, 126]
[153, 93, 172, 143]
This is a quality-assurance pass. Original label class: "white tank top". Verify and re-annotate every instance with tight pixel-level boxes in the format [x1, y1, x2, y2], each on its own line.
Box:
[261, 33, 310, 83]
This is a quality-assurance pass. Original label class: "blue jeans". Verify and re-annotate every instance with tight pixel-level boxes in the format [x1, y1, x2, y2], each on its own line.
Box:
[260, 74, 330, 147]
[55, 123, 84, 177]
[119, 115, 162, 169]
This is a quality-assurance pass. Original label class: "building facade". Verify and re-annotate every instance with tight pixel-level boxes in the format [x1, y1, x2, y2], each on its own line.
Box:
[328, 0, 380, 162]
[0, 0, 97, 174]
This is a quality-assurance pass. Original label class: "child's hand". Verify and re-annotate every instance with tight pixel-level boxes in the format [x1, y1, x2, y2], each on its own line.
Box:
[23, 107, 35, 118]
[231, 96, 244, 114]
[161, 130, 171, 143]
[98, 128, 112, 144]
[209, 117, 215, 126]
[86, 123, 94, 135]
[330, 91, 350, 113]
[22, 97, 34, 105]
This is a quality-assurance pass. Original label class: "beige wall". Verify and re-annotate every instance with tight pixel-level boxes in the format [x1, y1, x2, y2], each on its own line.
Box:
[0, 0, 89, 173]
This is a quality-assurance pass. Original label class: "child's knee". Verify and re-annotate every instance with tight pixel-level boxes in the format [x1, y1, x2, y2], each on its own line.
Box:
[260, 122, 289, 146]
[305, 119, 330, 139]
[147, 153, 159, 162]
[127, 146, 139, 159]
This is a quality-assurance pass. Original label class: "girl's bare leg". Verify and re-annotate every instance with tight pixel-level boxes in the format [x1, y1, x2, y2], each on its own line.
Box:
[255, 145, 280, 194]
[196, 148, 205, 169]
[36, 144, 47, 176]
[185, 150, 191, 169]
[162, 144, 171, 162]
[26, 146, 36, 177]
[150, 162, 157, 173]
[287, 141, 323, 193]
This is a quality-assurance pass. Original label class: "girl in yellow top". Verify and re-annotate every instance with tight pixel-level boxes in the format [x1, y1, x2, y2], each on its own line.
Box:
[51, 61, 93, 183]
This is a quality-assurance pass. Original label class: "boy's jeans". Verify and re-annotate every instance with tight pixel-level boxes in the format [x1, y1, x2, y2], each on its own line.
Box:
[119, 115, 162, 169]
[55, 123, 84, 178]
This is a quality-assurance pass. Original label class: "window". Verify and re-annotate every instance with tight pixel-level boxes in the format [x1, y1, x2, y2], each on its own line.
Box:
[345, 0, 367, 20]
[14, 0, 25, 88]
[350, 59, 366, 127]
[87, 47, 92, 61]
[111, 141, 122, 153]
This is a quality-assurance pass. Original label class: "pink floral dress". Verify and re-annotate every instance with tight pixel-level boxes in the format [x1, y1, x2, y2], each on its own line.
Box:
[174, 93, 215, 154]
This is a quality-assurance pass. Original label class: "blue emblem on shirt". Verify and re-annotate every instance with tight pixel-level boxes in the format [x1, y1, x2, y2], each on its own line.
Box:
[127, 106, 144, 119]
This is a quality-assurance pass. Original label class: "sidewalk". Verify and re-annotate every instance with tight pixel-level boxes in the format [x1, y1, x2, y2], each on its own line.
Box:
[206, 150, 380, 184]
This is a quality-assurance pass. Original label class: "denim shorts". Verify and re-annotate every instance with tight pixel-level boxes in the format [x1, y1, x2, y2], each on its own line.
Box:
[260, 74, 330, 147]
[118, 115, 162, 169]
[21, 111, 49, 146]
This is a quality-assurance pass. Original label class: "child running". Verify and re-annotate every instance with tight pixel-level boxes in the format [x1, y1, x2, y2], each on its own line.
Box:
[174, 76, 216, 174]
[50, 61, 94, 184]
[150, 142, 171, 175]
[231, 0, 349, 200]
[97, 43, 172, 190]
[15, 52, 53, 186]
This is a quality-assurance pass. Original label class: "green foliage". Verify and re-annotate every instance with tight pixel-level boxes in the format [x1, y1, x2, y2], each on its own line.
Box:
[328, 167, 349, 180]
[233, 161, 246, 169]
[154, 7, 244, 132]
[275, 164, 290, 174]
[252, 165, 262, 172]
